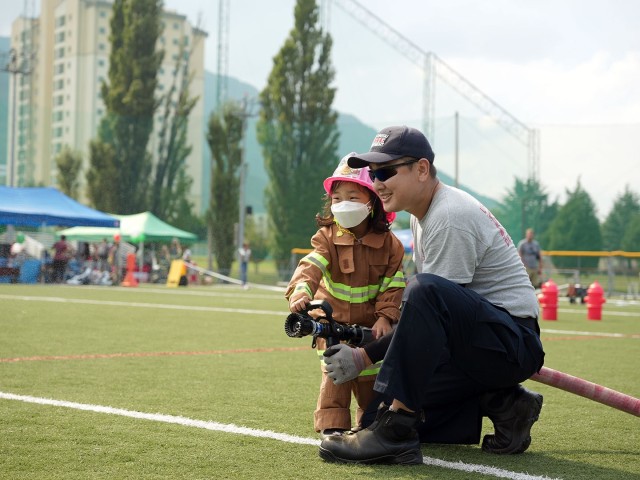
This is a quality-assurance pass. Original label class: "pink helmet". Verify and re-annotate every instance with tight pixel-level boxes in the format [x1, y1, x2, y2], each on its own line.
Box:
[323, 152, 396, 223]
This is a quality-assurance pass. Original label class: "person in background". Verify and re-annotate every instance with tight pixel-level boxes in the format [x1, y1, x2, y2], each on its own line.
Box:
[169, 238, 182, 260]
[52, 235, 71, 283]
[285, 153, 406, 439]
[109, 235, 122, 285]
[238, 242, 251, 288]
[319, 126, 544, 465]
[518, 228, 544, 288]
[96, 238, 110, 272]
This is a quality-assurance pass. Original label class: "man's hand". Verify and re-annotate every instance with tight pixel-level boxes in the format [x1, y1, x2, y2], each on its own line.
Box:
[323, 344, 371, 385]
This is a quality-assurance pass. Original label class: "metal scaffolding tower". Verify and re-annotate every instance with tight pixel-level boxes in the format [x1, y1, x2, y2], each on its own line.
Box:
[216, 0, 230, 109]
[325, 0, 540, 180]
[2, 0, 36, 187]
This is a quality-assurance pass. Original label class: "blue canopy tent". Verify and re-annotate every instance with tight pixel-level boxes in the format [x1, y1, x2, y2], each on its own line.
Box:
[392, 228, 414, 254]
[0, 187, 119, 227]
[0, 187, 119, 283]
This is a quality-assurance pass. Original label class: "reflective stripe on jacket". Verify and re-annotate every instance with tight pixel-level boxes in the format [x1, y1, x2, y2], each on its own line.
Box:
[285, 224, 406, 328]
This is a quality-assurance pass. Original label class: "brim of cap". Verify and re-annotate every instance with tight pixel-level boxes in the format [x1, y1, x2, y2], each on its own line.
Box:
[347, 151, 405, 168]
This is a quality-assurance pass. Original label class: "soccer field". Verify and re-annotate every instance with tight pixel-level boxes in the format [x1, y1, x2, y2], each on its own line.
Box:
[1, 283, 638, 479]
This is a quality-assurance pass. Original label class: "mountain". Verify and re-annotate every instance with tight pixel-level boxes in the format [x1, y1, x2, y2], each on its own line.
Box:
[200, 71, 499, 216]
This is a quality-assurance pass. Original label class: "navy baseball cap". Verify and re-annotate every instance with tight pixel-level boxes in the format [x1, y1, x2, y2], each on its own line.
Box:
[347, 125, 435, 168]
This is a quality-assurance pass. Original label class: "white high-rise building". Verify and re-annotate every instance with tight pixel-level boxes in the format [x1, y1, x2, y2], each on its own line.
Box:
[8, 0, 207, 212]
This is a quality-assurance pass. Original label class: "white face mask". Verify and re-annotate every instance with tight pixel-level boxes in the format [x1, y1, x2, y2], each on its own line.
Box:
[331, 201, 371, 228]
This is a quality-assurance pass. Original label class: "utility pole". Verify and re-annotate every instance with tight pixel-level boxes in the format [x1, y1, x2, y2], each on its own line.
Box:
[237, 97, 258, 255]
[2, 48, 33, 187]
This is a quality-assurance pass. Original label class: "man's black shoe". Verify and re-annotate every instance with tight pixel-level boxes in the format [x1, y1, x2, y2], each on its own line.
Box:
[480, 385, 543, 454]
[319, 407, 423, 465]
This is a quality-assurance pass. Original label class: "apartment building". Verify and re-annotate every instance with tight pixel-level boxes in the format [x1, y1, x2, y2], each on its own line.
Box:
[7, 0, 207, 212]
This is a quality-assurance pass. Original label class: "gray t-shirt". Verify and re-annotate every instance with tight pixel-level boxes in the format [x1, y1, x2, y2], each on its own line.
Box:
[410, 184, 539, 319]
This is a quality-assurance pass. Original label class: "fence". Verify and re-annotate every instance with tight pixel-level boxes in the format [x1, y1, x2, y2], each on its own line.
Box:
[542, 251, 640, 299]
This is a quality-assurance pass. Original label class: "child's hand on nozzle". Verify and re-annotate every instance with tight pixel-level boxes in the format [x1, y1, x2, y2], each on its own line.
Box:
[289, 295, 311, 313]
[371, 317, 392, 339]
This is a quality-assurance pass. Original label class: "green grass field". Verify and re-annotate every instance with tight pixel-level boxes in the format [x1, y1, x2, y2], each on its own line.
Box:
[1, 283, 638, 479]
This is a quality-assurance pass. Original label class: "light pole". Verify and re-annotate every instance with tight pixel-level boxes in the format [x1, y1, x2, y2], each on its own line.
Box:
[3, 49, 19, 187]
[237, 97, 258, 254]
[2, 47, 33, 187]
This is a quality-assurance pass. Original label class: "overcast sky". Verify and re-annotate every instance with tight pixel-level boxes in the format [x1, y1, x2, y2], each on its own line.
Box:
[2, 0, 639, 220]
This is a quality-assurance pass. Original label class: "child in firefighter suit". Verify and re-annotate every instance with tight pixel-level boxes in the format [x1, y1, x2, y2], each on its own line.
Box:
[286, 153, 406, 437]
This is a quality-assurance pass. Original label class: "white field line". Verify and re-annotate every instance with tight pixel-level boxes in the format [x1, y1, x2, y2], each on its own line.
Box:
[0, 293, 288, 317]
[557, 308, 639, 318]
[541, 328, 640, 339]
[0, 391, 560, 480]
[2, 294, 637, 339]
[74, 284, 283, 299]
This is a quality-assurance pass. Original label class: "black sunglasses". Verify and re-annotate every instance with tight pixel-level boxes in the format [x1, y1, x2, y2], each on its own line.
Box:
[368, 158, 419, 182]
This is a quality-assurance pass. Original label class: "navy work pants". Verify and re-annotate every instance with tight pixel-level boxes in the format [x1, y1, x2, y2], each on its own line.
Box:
[373, 273, 544, 444]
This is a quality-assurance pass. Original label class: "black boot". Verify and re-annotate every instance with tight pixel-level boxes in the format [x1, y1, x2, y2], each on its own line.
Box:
[480, 384, 543, 454]
[319, 405, 422, 465]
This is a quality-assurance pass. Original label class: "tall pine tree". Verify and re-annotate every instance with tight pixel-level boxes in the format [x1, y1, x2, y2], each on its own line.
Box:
[257, 0, 339, 278]
[206, 101, 246, 276]
[151, 36, 198, 225]
[55, 146, 83, 199]
[494, 177, 558, 247]
[601, 186, 640, 250]
[87, 0, 163, 213]
[546, 181, 602, 269]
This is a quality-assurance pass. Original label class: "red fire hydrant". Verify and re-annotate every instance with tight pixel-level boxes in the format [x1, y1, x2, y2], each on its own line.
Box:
[537, 279, 558, 321]
[585, 280, 606, 320]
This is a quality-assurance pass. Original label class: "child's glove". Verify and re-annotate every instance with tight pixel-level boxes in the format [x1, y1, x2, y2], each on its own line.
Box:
[323, 344, 371, 385]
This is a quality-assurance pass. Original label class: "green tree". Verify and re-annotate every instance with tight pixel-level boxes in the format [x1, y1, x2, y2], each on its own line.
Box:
[151, 37, 199, 225]
[206, 101, 246, 276]
[244, 215, 269, 273]
[545, 181, 602, 269]
[55, 146, 82, 199]
[601, 185, 640, 250]
[87, 0, 163, 213]
[494, 177, 557, 244]
[86, 140, 119, 212]
[621, 213, 640, 252]
[257, 0, 339, 278]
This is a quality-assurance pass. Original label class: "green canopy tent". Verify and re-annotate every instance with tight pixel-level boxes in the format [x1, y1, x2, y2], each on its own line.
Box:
[57, 212, 197, 243]
[57, 212, 197, 276]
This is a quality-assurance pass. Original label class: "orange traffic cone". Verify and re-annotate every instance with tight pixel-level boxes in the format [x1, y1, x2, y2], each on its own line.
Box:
[121, 253, 138, 287]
